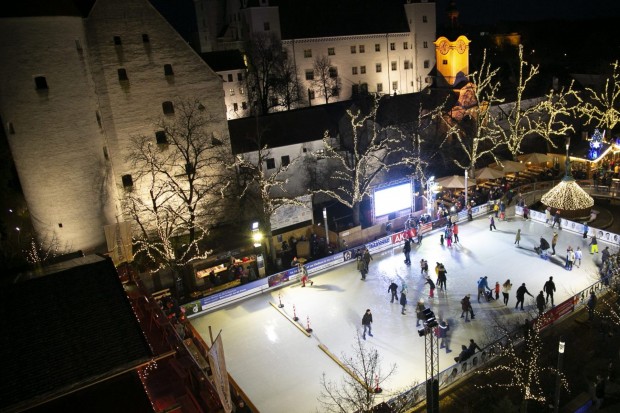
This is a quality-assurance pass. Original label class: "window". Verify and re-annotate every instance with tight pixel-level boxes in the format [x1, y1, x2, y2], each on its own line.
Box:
[155, 130, 167, 144]
[266, 158, 276, 169]
[308, 90, 315, 100]
[117, 68, 128, 81]
[8, 122, 15, 134]
[390, 42, 395, 51]
[350, 45, 356, 54]
[281, 155, 290, 167]
[423, 41, 428, 48]
[233, 103, 238, 111]
[113, 36, 122, 45]
[162, 101, 174, 115]
[375, 44, 380, 52]
[442, 59, 448, 65]
[229, 88, 235, 96]
[75, 39, 83, 53]
[392, 81, 398, 90]
[391, 61, 397, 71]
[305, 69, 314, 80]
[239, 87, 245, 95]
[242, 101, 247, 110]
[404, 42, 409, 50]
[352, 67, 358, 75]
[237, 72, 243, 81]
[377, 83, 383, 93]
[359, 45, 365, 53]
[423, 15, 428, 23]
[263, 22, 270, 31]
[122, 174, 133, 187]
[164, 64, 174, 76]
[34, 76, 48, 90]
[404, 60, 410, 70]
[360, 65, 366, 74]
[424, 60, 430, 69]
[142, 34, 150, 43]
[328, 47, 335, 56]
[329, 67, 338, 78]
[227, 74, 233, 82]
[376, 63, 382, 73]
[304, 49, 312, 58]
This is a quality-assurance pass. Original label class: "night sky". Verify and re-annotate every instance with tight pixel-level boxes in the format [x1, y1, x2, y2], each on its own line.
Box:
[437, 0, 620, 25]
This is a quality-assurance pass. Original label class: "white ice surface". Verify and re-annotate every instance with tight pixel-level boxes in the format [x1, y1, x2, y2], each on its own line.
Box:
[191, 214, 602, 413]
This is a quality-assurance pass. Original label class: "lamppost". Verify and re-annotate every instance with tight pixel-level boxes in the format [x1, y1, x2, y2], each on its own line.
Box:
[464, 169, 469, 206]
[553, 336, 565, 413]
[418, 308, 439, 413]
[323, 208, 329, 248]
[251, 222, 266, 277]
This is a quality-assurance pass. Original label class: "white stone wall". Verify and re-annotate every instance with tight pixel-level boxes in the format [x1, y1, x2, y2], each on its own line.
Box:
[404, 0, 437, 88]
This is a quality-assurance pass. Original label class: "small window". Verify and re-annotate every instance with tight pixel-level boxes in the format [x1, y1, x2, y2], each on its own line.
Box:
[75, 39, 83, 53]
[281, 155, 290, 167]
[359, 45, 365, 53]
[230, 88, 235, 96]
[265, 158, 275, 169]
[424, 60, 430, 69]
[164, 64, 174, 76]
[377, 83, 383, 93]
[329, 67, 338, 78]
[34, 76, 48, 90]
[239, 87, 245, 95]
[304, 49, 312, 58]
[162, 101, 175, 115]
[263, 22, 270, 31]
[328, 47, 335, 56]
[404, 60, 410, 70]
[352, 67, 358, 75]
[391, 61, 397, 71]
[8, 122, 15, 134]
[390, 42, 395, 51]
[155, 130, 167, 144]
[227, 74, 233, 82]
[404, 42, 409, 50]
[242, 101, 247, 109]
[423, 15, 428, 23]
[423, 41, 428, 48]
[237, 72, 243, 81]
[122, 174, 133, 187]
[376, 63, 382, 73]
[308, 90, 315, 100]
[113, 36, 122, 45]
[58, 223, 63, 228]
[117, 68, 128, 81]
[233, 103, 238, 111]
[305, 70, 314, 80]
[142, 34, 150, 43]
[350, 45, 356, 54]
[360, 66, 366, 74]
[392, 81, 398, 90]
[375, 44, 380, 52]
[442, 59, 448, 65]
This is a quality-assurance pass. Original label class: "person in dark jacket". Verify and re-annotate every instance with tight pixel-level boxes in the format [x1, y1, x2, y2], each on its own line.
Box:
[536, 291, 546, 316]
[362, 309, 373, 339]
[399, 290, 407, 315]
[403, 238, 412, 265]
[515, 283, 534, 310]
[543, 276, 556, 306]
[388, 281, 398, 303]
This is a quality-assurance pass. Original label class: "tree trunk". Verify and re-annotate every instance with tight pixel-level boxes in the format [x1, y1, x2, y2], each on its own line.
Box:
[352, 202, 361, 227]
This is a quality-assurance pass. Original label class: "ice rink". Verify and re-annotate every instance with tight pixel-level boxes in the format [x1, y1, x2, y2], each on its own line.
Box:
[191, 213, 603, 413]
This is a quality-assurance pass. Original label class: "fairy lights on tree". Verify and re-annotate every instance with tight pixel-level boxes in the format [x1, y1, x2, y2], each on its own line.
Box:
[588, 129, 605, 160]
[578, 60, 620, 138]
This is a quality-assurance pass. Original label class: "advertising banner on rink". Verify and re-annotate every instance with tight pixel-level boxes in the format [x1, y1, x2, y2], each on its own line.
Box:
[391, 228, 417, 244]
[207, 334, 233, 413]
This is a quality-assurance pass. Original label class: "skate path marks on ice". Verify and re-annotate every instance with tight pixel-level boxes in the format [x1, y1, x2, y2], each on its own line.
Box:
[191, 216, 601, 413]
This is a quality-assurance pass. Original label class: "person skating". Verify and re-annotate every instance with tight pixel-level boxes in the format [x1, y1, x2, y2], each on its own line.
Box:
[477, 276, 491, 303]
[552, 210, 561, 229]
[415, 299, 426, 327]
[399, 289, 407, 315]
[493, 202, 500, 218]
[388, 281, 398, 303]
[536, 291, 546, 316]
[602, 246, 611, 264]
[362, 309, 373, 339]
[489, 215, 497, 231]
[436, 263, 447, 290]
[403, 237, 412, 265]
[523, 204, 530, 220]
[460, 294, 474, 321]
[575, 247, 583, 267]
[583, 222, 589, 239]
[357, 255, 368, 280]
[567, 247, 575, 270]
[588, 292, 597, 320]
[467, 204, 473, 221]
[502, 279, 513, 306]
[363, 247, 373, 269]
[499, 201, 506, 221]
[543, 276, 556, 306]
[590, 234, 599, 254]
[551, 232, 558, 256]
[515, 283, 534, 310]
[494, 281, 500, 300]
[300, 264, 313, 287]
[514, 228, 521, 246]
[545, 207, 552, 225]
[425, 276, 436, 299]
[452, 223, 459, 243]
[535, 236, 550, 257]
[435, 319, 451, 353]
[446, 226, 453, 248]
[420, 259, 428, 276]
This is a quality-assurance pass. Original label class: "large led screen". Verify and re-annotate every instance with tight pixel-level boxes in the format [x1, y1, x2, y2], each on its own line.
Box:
[374, 182, 412, 217]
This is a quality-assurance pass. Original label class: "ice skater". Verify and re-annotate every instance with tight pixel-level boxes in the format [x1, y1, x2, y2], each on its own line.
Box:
[452, 222, 459, 243]
[435, 319, 451, 353]
[460, 294, 474, 321]
[362, 309, 373, 339]
[425, 276, 436, 298]
[590, 234, 599, 254]
[300, 264, 313, 287]
[477, 276, 491, 303]
[543, 276, 556, 306]
[420, 259, 428, 276]
[415, 299, 426, 327]
[536, 291, 546, 316]
[403, 237, 411, 265]
[551, 232, 558, 255]
[575, 247, 583, 267]
[400, 289, 408, 315]
[489, 215, 497, 231]
[515, 283, 534, 311]
[514, 229, 521, 246]
[388, 281, 398, 303]
[502, 279, 513, 306]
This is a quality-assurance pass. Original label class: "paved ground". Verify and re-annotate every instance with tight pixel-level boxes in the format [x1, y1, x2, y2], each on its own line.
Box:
[191, 208, 607, 413]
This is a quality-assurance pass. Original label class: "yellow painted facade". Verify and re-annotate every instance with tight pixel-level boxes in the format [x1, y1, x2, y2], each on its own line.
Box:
[434, 35, 470, 86]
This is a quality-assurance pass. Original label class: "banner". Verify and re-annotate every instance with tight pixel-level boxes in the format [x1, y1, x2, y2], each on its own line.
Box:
[535, 295, 578, 331]
[391, 229, 417, 244]
[207, 334, 233, 413]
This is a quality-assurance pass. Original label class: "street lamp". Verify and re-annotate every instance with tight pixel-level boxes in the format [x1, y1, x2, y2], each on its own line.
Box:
[251, 221, 266, 277]
[323, 208, 330, 248]
[553, 336, 565, 413]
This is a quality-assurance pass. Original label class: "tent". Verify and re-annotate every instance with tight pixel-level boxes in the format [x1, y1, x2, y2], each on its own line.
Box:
[517, 152, 552, 164]
[435, 175, 476, 189]
[490, 160, 526, 173]
[475, 167, 504, 180]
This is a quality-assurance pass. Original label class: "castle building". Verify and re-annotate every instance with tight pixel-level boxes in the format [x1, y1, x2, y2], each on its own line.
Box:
[0, 0, 230, 253]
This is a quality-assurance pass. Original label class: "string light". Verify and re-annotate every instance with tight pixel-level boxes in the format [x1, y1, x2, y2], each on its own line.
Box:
[540, 179, 594, 211]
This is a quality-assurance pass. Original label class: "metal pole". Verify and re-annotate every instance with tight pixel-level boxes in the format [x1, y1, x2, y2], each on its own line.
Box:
[323, 208, 329, 248]
[464, 169, 468, 207]
[554, 337, 565, 413]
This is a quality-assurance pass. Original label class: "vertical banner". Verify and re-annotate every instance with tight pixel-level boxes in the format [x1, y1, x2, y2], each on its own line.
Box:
[104, 222, 134, 266]
[207, 334, 233, 413]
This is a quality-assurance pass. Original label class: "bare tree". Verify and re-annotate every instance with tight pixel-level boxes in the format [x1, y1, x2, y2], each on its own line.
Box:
[578, 60, 620, 137]
[318, 333, 398, 413]
[312, 55, 341, 105]
[314, 97, 406, 226]
[124, 99, 234, 277]
[274, 56, 304, 111]
[532, 82, 579, 153]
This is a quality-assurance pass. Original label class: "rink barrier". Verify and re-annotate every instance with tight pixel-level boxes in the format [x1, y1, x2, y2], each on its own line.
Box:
[386, 276, 613, 412]
[269, 301, 311, 337]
